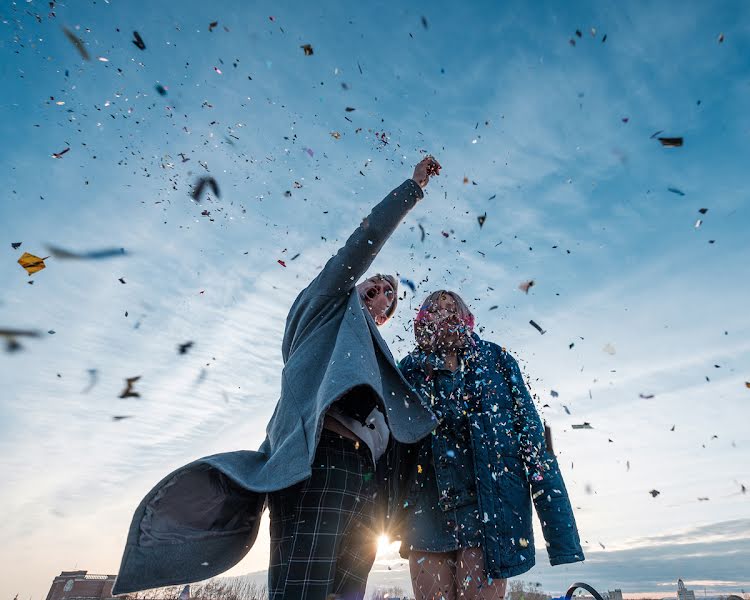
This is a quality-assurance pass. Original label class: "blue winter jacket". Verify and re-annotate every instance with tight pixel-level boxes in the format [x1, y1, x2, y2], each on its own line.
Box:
[387, 334, 585, 579]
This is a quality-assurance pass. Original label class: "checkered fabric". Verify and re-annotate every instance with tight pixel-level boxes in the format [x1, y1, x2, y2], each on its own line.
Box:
[268, 430, 380, 600]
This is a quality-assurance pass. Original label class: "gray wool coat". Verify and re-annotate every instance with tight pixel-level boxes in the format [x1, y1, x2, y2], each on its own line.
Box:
[111, 178, 438, 595]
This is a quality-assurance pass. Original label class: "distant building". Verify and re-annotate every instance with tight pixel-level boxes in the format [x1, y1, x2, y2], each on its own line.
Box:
[46, 571, 118, 600]
[607, 589, 624, 600]
[677, 579, 696, 600]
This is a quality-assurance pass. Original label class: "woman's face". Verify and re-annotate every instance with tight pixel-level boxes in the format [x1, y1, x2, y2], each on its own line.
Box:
[421, 293, 464, 350]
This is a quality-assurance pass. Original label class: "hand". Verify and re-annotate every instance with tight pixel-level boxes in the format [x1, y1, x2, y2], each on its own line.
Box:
[412, 155, 441, 189]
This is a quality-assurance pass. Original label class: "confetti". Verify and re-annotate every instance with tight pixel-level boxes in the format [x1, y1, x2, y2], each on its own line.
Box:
[418, 223, 426, 242]
[155, 83, 167, 96]
[657, 137, 683, 147]
[119, 376, 142, 399]
[208, 21, 219, 32]
[191, 176, 220, 201]
[112, 415, 134, 421]
[52, 147, 70, 159]
[649, 489, 660, 498]
[301, 44, 314, 56]
[718, 33, 724, 43]
[11, 242, 22, 250]
[132, 31, 146, 50]
[698, 208, 708, 214]
[694, 219, 703, 229]
[278, 260, 287, 267]
[639, 393, 655, 399]
[178, 341, 194, 355]
[62, 26, 90, 61]
[330, 131, 341, 139]
[477, 213, 487, 228]
[0, 328, 41, 353]
[518, 280, 534, 294]
[345, 107, 356, 112]
[46, 245, 127, 260]
[667, 187, 685, 196]
[529, 319, 546, 335]
[400, 278, 416, 293]
[572, 423, 593, 429]
[602, 343, 616, 355]
[421, 16, 428, 29]
[18, 252, 48, 275]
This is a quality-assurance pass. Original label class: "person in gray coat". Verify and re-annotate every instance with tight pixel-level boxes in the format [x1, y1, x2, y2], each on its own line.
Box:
[111, 156, 442, 600]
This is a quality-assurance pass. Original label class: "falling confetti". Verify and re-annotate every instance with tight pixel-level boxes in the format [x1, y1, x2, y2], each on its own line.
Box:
[602, 343, 616, 355]
[718, 33, 724, 43]
[155, 83, 167, 96]
[649, 489, 661, 498]
[178, 341, 194, 355]
[277, 260, 287, 267]
[529, 319, 546, 335]
[52, 147, 70, 159]
[18, 252, 48, 275]
[208, 21, 219, 32]
[119, 376, 142, 399]
[191, 176, 220, 201]
[400, 278, 416, 293]
[62, 26, 90, 61]
[572, 423, 593, 429]
[132, 31, 146, 50]
[519, 280, 534, 294]
[657, 137, 683, 147]
[477, 213, 487, 228]
[46, 245, 127, 260]
[301, 44, 314, 56]
[330, 131, 341, 139]
[667, 187, 685, 196]
[11, 242, 22, 250]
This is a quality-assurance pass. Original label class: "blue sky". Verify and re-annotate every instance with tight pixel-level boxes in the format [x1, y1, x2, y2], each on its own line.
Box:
[1, 1, 749, 598]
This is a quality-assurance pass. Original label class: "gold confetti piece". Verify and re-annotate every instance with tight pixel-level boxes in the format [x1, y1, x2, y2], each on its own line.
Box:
[330, 131, 341, 139]
[417, 464, 423, 474]
[18, 252, 48, 276]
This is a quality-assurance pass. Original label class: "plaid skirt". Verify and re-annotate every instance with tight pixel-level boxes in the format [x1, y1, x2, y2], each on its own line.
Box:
[267, 429, 380, 600]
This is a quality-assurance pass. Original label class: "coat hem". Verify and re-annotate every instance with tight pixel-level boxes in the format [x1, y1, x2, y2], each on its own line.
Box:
[549, 552, 585, 566]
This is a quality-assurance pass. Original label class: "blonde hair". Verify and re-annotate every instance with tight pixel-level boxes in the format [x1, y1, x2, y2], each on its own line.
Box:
[414, 290, 475, 351]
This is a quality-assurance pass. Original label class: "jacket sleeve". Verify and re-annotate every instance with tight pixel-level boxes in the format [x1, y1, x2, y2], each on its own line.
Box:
[304, 178, 423, 298]
[500, 348, 586, 566]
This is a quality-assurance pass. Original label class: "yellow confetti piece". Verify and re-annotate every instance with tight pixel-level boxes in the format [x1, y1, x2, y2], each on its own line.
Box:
[417, 464, 423, 474]
[519, 537, 529, 548]
[18, 252, 48, 275]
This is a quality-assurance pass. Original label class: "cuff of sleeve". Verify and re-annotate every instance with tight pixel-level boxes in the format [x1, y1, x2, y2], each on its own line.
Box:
[404, 178, 425, 200]
[549, 551, 585, 566]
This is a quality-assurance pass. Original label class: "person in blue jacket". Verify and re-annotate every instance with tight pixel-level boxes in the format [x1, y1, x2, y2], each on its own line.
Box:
[389, 290, 585, 600]
[111, 157, 442, 600]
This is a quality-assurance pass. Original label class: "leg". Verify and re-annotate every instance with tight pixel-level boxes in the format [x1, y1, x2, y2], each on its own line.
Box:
[455, 547, 507, 600]
[331, 510, 378, 600]
[409, 550, 457, 600]
[268, 432, 373, 600]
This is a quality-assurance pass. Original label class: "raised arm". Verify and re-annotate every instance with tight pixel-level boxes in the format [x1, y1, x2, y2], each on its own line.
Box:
[305, 157, 441, 298]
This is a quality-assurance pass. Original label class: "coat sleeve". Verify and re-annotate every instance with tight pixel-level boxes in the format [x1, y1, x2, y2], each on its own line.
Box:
[499, 348, 586, 566]
[304, 178, 423, 298]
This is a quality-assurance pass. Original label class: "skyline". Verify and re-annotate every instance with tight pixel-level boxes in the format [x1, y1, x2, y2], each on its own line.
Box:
[1, 1, 749, 599]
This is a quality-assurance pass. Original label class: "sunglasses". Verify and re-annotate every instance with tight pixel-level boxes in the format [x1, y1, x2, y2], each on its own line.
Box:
[365, 284, 394, 300]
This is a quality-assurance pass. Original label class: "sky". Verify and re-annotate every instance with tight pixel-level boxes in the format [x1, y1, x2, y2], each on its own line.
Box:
[1, 0, 749, 598]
